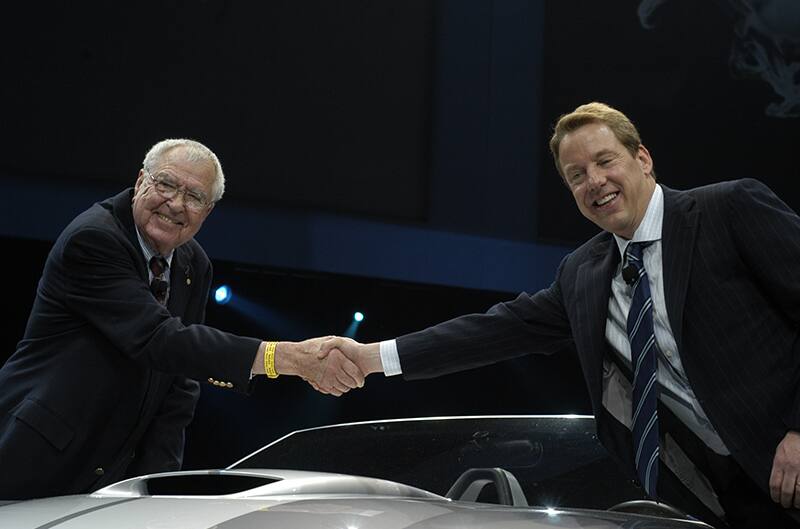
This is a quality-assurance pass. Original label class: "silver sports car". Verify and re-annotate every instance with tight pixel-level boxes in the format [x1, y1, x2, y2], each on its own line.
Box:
[0, 415, 713, 528]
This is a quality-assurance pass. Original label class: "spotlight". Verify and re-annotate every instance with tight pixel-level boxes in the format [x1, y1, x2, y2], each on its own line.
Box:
[214, 285, 232, 305]
[344, 311, 365, 338]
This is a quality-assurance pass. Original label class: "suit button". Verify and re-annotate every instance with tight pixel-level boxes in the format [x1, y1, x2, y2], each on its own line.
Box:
[94, 467, 105, 476]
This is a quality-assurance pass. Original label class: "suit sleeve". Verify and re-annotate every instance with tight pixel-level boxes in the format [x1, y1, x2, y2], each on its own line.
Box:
[726, 179, 800, 430]
[397, 266, 574, 380]
[59, 226, 260, 392]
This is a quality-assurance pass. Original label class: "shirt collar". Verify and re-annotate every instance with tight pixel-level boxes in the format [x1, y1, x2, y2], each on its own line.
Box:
[613, 183, 663, 259]
[135, 227, 174, 269]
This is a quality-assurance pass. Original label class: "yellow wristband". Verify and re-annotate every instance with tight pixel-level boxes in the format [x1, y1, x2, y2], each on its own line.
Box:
[264, 341, 279, 379]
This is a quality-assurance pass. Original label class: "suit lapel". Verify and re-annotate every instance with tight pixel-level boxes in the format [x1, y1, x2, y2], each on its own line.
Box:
[167, 245, 193, 318]
[575, 237, 619, 413]
[661, 187, 699, 355]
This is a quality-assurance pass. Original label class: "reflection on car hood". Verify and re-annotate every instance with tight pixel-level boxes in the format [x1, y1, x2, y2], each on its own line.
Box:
[0, 469, 711, 529]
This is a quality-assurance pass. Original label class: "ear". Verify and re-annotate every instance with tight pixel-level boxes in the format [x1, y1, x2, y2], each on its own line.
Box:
[636, 144, 654, 177]
[134, 169, 146, 194]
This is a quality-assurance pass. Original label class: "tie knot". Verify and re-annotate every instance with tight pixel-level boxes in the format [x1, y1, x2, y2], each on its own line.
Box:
[149, 256, 168, 277]
[622, 241, 653, 286]
[625, 241, 652, 265]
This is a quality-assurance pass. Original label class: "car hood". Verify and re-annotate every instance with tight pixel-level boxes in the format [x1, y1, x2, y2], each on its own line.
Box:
[0, 495, 711, 529]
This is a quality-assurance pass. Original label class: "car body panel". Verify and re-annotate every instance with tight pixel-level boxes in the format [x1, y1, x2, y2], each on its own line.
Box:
[0, 416, 715, 529]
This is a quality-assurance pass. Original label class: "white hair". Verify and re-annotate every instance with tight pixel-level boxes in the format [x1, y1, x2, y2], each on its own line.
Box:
[142, 138, 226, 202]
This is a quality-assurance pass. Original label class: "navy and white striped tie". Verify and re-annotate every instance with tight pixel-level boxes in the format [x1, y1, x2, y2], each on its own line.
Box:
[625, 241, 660, 498]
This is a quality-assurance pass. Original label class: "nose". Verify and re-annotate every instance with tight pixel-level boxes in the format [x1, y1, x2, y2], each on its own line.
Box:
[166, 190, 186, 209]
[585, 166, 607, 190]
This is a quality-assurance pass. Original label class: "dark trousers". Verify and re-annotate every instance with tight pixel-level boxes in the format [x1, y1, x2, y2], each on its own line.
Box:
[705, 450, 798, 529]
[659, 407, 799, 529]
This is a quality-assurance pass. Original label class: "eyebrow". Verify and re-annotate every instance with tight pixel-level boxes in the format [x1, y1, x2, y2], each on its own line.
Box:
[593, 148, 618, 159]
[562, 147, 621, 173]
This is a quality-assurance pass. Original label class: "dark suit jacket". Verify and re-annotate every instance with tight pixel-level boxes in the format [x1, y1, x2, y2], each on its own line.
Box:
[0, 189, 261, 499]
[397, 179, 800, 504]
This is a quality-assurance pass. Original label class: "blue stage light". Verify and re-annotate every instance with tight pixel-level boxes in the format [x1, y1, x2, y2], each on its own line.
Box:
[353, 311, 364, 322]
[214, 285, 232, 305]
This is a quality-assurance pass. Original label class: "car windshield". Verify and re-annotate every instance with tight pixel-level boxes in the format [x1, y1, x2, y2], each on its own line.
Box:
[229, 415, 645, 509]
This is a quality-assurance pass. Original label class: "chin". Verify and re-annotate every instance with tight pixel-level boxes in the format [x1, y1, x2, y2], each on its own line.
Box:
[146, 236, 174, 255]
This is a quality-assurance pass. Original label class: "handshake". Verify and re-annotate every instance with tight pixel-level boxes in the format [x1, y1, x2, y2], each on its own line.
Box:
[260, 336, 382, 396]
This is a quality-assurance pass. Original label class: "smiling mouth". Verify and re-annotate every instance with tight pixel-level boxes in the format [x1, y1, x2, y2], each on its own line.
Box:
[594, 192, 618, 207]
[156, 212, 183, 226]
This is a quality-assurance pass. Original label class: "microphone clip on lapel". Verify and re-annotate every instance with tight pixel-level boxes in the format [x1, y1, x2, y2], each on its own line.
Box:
[622, 264, 639, 286]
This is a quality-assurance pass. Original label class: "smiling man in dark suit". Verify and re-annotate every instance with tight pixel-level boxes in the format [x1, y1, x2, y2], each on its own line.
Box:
[0, 139, 363, 500]
[320, 103, 800, 528]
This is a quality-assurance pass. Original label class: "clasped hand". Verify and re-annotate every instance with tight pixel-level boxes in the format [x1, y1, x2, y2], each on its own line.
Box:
[279, 336, 375, 396]
[286, 336, 379, 396]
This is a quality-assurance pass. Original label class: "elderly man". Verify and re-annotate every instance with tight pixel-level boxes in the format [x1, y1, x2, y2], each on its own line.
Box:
[0, 139, 362, 500]
[320, 103, 800, 528]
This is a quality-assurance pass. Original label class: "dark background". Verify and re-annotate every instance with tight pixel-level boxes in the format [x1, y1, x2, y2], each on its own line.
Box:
[1, 1, 433, 220]
[538, 0, 800, 244]
[2, 0, 798, 468]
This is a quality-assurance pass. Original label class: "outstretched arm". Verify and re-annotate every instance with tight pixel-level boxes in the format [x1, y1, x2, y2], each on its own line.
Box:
[250, 337, 366, 396]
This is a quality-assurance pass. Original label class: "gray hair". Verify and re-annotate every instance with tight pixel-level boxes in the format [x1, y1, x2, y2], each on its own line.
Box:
[142, 139, 226, 202]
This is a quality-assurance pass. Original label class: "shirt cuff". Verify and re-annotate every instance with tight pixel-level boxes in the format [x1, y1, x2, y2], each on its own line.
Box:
[379, 339, 402, 376]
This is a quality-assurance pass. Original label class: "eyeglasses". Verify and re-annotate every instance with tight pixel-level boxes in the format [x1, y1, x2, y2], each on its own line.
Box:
[145, 171, 212, 211]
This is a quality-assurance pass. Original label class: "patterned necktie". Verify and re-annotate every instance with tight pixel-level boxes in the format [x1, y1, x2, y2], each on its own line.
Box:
[149, 256, 169, 305]
[624, 241, 660, 498]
